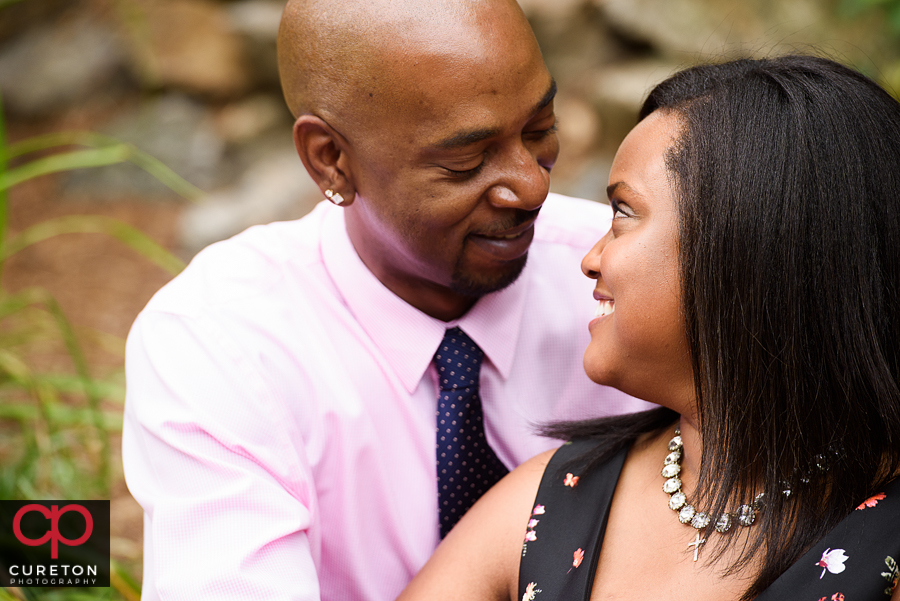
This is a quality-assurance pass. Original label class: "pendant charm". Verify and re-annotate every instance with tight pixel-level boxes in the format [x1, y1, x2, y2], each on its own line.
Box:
[688, 531, 706, 562]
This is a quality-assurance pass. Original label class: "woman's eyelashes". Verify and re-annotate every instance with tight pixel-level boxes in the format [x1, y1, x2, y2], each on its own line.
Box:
[610, 198, 632, 219]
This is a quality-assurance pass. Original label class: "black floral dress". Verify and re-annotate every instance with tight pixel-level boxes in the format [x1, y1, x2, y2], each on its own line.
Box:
[518, 440, 900, 601]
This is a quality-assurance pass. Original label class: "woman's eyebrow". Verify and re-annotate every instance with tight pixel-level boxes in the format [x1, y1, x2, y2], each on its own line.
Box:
[606, 181, 637, 200]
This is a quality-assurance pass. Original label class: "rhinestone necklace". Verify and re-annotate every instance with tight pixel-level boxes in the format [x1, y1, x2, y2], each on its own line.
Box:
[662, 428, 765, 561]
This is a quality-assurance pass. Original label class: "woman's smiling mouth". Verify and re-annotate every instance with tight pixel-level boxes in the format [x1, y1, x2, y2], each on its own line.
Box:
[594, 299, 615, 318]
[589, 289, 615, 328]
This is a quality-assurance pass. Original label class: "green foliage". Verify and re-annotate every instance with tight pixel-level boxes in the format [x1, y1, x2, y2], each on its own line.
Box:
[0, 88, 197, 599]
[839, 0, 900, 34]
[0, 132, 204, 200]
[828, 0, 900, 100]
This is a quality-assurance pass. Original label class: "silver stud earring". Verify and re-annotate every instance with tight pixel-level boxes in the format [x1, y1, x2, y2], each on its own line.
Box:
[324, 189, 346, 206]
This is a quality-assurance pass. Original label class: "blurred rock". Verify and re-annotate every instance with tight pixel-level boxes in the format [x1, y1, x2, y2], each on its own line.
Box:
[526, 1, 624, 83]
[131, 0, 252, 96]
[214, 94, 291, 144]
[551, 92, 601, 186]
[550, 154, 613, 203]
[179, 146, 322, 254]
[592, 59, 679, 108]
[593, 0, 871, 61]
[0, 15, 128, 116]
[0, 0, 72, 46]
[227, 0, 283, 39]
[226, 0, 284, 88]
[65, 93, 226, 198]
[590, 59, 680, 150]
[556, 94, 601, 159]
[520, 0, 590, 21]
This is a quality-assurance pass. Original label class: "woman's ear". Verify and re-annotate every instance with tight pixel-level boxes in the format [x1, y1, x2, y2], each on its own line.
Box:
[292, 115, 356, 206]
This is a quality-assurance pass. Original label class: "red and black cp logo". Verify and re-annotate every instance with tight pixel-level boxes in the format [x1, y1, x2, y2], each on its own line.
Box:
[0, 500, 110, 588]
[13, 504, 94, 559]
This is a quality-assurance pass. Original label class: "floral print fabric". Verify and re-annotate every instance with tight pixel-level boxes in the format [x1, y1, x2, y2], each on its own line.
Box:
[518, 439, 900, 601]
[517, 443, 627, 600]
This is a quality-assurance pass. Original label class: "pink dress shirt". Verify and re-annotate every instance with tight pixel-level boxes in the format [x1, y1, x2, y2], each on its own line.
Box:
[123, 193, 652, 601]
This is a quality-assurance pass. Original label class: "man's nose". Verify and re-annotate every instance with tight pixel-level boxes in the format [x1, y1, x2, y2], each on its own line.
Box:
[487, 143, 551, 211]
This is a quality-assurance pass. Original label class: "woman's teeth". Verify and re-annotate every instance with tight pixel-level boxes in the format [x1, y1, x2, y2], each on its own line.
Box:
[594, 300, 615, 318]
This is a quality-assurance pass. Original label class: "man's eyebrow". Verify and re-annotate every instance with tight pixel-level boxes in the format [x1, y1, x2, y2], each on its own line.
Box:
[532, 79, 557, 117]
[431, 79, 558, 151]
[433, 127, 502, 150]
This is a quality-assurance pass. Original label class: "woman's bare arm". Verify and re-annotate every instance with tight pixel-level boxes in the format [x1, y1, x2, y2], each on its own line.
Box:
[397, 449, 555, 601]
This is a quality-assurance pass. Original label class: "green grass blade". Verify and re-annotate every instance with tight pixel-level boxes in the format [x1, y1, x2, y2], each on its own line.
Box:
[0, 402, 123, 431]
[2, 214, 185, 275]
[0, 588, 25, 601]
[0, 90, 8, 284]
[34, 373, 124, 401]
[0, 292, 39, 318]
[2, 131, 204, 201]
[0, 146, 131, 190]
[0, 348, 35, 389]
[117, 142, 206, 201]
[42, 295, 110, 488]
[110, 561, 142, 601]
[6, 131, 124, 159]
[4, 131, 125, 158]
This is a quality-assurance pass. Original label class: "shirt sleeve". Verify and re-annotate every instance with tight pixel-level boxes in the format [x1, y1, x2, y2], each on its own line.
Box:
[123, 309, 321, 601]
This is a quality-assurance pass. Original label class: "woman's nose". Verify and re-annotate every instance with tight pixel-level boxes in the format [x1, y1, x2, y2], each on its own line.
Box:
[581, 233, 609, 279]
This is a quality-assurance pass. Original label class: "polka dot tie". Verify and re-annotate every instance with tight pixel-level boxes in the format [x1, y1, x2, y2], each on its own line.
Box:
[434, 327, 509, 539]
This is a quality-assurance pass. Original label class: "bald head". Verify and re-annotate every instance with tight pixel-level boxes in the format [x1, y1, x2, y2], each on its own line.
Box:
[279, 0, 558, 320]
[277, 0, 542, 129]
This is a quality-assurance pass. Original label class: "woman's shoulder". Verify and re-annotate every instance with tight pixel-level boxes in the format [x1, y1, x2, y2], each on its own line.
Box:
[397, 440, 639, 601]
[397, 448, 558, 601]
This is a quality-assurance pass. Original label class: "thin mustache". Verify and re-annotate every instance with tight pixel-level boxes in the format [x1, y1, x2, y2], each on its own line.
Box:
[474, 208, 540, 236]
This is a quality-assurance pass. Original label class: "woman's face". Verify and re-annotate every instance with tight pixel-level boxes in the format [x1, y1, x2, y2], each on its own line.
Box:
[581, 110, 694, 409]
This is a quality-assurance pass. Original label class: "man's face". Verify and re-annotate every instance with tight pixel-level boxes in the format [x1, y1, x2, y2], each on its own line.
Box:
[341, 23, 559, 319]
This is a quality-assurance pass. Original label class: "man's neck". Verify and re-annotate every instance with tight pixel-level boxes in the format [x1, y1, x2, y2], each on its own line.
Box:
[372, 273, 477, 322]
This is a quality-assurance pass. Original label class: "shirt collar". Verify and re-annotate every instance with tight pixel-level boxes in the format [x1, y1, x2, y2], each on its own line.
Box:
[320, 203, 528, 393]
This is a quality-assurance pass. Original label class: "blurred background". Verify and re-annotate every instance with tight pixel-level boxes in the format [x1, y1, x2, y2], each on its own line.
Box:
[0, 0, 897, 598]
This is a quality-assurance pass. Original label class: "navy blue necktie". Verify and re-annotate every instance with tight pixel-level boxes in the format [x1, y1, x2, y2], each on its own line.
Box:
[434, 327, 509, 538]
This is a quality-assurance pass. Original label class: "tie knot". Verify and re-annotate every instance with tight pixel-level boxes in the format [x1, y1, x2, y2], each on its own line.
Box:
[434, 327, 483, 391]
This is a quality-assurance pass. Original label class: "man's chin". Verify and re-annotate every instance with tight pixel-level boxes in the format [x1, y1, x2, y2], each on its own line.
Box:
[450, 253, 528, 299]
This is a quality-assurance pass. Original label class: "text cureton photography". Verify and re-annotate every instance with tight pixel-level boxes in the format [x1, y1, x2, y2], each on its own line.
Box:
[0, 500, 110, 588]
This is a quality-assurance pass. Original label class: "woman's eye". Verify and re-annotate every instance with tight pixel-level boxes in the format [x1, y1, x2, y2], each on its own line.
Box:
[610, 199, 628, 219]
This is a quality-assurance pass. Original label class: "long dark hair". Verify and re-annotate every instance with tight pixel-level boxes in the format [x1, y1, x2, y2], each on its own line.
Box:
[548, 55, 900, 597]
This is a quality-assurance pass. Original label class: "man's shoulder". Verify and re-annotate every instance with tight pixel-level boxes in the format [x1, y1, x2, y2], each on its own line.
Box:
[145, 203, 331, 318]
[534, 193, 610, 250]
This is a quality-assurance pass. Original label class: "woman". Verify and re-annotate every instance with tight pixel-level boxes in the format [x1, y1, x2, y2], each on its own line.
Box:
[398, 55, 900, 600]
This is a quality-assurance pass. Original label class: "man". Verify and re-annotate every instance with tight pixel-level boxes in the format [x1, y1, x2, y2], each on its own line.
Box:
[123, 0, 650, 599]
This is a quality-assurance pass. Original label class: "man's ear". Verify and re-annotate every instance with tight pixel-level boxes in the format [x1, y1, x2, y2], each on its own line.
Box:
[292, 115, 356, 206]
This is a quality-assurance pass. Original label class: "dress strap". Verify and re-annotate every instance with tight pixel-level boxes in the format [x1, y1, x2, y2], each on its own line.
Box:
[518, 440, 628, 601]
[518, 441, 900, 600]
